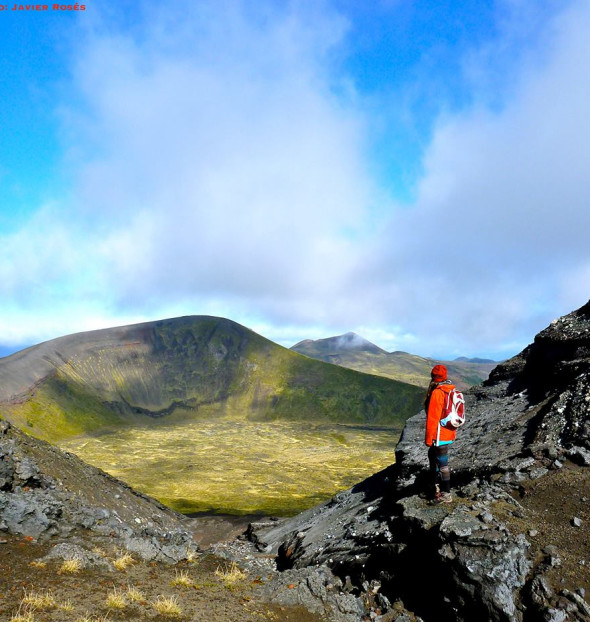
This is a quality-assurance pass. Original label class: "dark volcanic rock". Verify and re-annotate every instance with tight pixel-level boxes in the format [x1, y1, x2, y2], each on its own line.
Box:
[246, 300, 590, 622]
[0, 420, 197, 562]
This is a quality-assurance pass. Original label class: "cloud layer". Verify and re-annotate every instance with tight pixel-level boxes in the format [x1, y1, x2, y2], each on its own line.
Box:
[2, 0, 590, 360]
[364, 0, 590, 356]
[71, 1, 373, 320]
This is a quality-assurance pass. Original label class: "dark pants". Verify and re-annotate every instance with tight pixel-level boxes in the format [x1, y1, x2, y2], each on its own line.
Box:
[428, 444, 451, 494]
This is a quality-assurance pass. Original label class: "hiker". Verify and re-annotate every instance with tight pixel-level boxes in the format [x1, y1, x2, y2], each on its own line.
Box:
[424, 364, 457, 504]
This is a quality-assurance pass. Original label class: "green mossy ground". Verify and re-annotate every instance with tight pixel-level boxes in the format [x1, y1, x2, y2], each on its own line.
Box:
[62, 419, 402, 516]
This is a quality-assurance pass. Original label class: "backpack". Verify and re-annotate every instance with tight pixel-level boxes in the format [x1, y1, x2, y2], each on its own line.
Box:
[440, 388, 466, 429]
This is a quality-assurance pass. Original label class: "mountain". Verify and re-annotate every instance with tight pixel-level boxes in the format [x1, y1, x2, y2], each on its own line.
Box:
[454, 355, 496, 364]
[0, 316, 424, 441]
[292, 332, 388, 356]
[291, 332, 497, 390]
[244, 300, 590, 621]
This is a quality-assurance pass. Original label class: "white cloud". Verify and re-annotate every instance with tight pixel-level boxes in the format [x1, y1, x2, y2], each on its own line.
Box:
[2, 0, 590, 362]
[61, 0, 373, 322]
[360, 0, 590, 357]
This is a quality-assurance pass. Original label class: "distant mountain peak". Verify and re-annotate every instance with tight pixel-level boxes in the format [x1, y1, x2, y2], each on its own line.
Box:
[454, 356, 497, 364]
[292, 333, 387, 356]
[334, 332, 383, 351]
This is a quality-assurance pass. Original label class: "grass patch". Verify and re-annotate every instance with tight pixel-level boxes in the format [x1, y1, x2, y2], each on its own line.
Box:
[113, 552, 135, 571]
[63, 420, 401, 515]
[59, 600, 75, 612]
[152, 595, 182, 618]
[171, 570, 192, 588]
[28, 561, 46, 569]
[58, 558, 82, 574]
[105, 588, 126, 610]
[126, 585, 145, 603]
[76, 615, 111, 622]
[21, 590, 57, 611]
[215, 562, 247, 590]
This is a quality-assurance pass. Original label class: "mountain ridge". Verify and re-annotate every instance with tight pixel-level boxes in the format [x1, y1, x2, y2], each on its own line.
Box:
[0, 315, 424, 441]
[291, 331, 497, 389]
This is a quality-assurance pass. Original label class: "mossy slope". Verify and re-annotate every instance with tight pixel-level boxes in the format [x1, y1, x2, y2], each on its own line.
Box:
[0, 316, 424, 441]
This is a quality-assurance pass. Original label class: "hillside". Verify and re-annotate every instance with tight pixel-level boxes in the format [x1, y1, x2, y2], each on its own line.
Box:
[242, 300, 590, 621]
[0, 419, 325, 621]
[291, 332, 496, 389]
[0, 316, 424, 441]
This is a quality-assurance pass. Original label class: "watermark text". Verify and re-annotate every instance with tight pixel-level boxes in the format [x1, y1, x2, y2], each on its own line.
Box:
[0, 4, 86, 11]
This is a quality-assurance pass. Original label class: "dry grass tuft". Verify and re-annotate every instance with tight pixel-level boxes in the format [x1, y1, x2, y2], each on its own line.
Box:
[215, 562, 247, 590]
[76, 615, 111, 622]
[126, 585, 145, 603]
[105, 588, 127, 610]
[112, 552, 135, 571]
[28, 560, 46, 569]
[152, 595, 182, 618]
[10, 610, 35, 622]
[171, 569, 192, 588]
[58, 558, 82, 574]
[21, 590, 57, 611]
[59, 600, 75, 612]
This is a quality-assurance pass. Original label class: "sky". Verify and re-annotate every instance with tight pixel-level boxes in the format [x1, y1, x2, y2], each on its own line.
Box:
[1, 0, 589, 361]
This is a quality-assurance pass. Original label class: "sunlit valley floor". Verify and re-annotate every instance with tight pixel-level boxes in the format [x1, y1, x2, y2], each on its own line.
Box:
[61, 420, 402, 516]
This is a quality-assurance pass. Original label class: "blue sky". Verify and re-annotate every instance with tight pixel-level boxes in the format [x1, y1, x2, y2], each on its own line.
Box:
[1, 0, 589, 361]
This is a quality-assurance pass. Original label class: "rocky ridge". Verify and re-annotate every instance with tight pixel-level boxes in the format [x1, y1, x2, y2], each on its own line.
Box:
[243, 301, 590, 621]
[0, 418, 198, 565]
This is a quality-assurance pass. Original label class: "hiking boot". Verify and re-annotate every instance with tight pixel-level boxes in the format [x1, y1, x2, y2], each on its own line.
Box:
[431, 492, 453, 505]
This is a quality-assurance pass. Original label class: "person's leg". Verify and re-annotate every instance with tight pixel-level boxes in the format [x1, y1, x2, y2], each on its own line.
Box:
[428, 445, 440, 497]
[436, 445, 451, 494]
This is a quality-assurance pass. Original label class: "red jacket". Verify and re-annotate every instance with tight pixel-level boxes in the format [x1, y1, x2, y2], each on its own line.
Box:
[425, 383, 457, 446]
